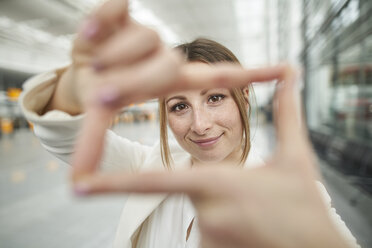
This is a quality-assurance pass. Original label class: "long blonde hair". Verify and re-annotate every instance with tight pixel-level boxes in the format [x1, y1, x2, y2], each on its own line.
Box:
[159, 38, 253, 169]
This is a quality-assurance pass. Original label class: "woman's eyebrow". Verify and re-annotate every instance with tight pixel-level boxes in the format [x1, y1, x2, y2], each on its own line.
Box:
[166, 96, 186, 104]
[200, 88, 225, 96]
[200, 89, 209, 96]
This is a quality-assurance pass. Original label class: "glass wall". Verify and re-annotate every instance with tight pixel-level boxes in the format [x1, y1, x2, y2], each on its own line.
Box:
[304, 0, 372, 144]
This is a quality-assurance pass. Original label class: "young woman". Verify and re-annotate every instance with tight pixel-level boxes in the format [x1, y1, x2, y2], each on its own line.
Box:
[20, 1, 358, 247]
[20, 38, 358, 248]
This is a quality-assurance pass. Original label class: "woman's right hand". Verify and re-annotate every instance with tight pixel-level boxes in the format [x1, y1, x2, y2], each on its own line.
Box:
[47, 0, 285, 117]
[63, 0, 287, 179]
[46, 0, 182, 115]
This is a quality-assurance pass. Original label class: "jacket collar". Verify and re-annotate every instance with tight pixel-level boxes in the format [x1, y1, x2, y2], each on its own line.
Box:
[113, 153, 191, 248]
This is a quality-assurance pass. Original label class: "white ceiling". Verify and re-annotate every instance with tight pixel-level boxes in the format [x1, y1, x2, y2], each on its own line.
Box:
[0, 0, 282, 73]
[0, 0, 303, 105]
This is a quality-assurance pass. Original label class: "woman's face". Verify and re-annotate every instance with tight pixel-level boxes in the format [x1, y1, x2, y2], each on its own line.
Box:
[165, 87, 244, 164]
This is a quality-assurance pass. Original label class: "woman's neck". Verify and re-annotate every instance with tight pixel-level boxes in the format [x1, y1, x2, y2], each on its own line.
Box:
[191, 147, 243, 167]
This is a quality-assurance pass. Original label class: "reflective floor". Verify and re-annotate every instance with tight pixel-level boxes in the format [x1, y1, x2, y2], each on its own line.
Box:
[0, 121, 371, 248]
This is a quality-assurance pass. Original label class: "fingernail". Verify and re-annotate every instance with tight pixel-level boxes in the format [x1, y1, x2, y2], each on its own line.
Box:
[74, 182, 91, 196]
[99, 86, 120, 107]
[81, 19, 100, 40]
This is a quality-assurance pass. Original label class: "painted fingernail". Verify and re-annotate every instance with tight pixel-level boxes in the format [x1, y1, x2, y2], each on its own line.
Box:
[99, 86, 120, 107]
[81, 19, 100, 40]
[74, 182, 91, 196]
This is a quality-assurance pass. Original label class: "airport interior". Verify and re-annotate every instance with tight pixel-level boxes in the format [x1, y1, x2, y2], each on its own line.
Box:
[0, 0, 371, 247]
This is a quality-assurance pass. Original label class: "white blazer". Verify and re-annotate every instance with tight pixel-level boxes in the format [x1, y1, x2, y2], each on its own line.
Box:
[20, 69, 360, 248]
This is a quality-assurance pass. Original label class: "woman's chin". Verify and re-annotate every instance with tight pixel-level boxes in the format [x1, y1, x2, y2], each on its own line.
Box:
[192, 153, 227, 165]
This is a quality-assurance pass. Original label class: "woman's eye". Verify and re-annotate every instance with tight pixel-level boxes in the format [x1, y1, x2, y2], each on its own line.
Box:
[208, 94, 225, 103]
[171, 103, 188, 112]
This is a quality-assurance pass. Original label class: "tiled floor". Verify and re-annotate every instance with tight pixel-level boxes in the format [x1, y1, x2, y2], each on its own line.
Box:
[0, 121, 371, 248]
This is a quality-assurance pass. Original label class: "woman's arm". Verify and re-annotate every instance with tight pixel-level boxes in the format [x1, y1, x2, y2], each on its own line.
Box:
[20, 69, 151, 172]
[43, 66, 84, 115]
[20, 0, 168, 172]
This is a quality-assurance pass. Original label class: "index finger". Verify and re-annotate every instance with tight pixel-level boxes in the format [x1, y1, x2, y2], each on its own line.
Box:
[90, 0, 129, 27]
[273, 66, 303, 146]
[77, 0, 129, 42]
[74, 0, 130, 59]
[179, 63, 286, 90]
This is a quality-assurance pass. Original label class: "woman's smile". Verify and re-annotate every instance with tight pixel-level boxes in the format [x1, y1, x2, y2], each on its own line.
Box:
[189, 133, 224, 148]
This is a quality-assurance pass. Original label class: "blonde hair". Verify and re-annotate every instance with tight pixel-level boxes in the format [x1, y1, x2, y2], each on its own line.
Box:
[159, 38, 252, 169]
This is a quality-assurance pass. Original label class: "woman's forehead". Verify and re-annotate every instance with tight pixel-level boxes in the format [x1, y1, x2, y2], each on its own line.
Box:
[165, 88, 230, 101]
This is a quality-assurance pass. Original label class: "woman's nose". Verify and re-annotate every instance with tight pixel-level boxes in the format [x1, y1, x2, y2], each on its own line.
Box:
[190, 107, 212, 135]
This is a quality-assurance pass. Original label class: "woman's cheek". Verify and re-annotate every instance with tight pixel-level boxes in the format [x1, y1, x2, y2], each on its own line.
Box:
[214, 103, 241, 128]
[168, 115, 190, 139]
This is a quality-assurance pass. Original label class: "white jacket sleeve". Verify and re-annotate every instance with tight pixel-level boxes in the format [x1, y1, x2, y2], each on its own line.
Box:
[20, 68, 152, 172]
[316, 182, 360, 248]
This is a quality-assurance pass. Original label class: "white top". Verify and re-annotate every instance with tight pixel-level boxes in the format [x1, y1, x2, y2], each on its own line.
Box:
[137, 194, 200, 248]
[19, 68, 360, 248]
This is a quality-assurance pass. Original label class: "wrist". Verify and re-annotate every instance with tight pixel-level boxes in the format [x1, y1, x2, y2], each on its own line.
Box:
[43, 66, 83, 115]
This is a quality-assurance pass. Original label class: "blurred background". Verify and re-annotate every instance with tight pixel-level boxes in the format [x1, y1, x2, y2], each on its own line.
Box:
[0, 0, 371, 247]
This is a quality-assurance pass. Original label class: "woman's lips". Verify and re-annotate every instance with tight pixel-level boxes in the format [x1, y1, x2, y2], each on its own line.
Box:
[191, 133, 223, 147]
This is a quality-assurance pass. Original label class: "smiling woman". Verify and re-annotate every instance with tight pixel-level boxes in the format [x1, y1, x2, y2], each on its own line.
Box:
[18, 0, 360, 247]
[19, 37, 359, 248]
[159, 38, 252, 169]
[19, 36, 264, 248]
